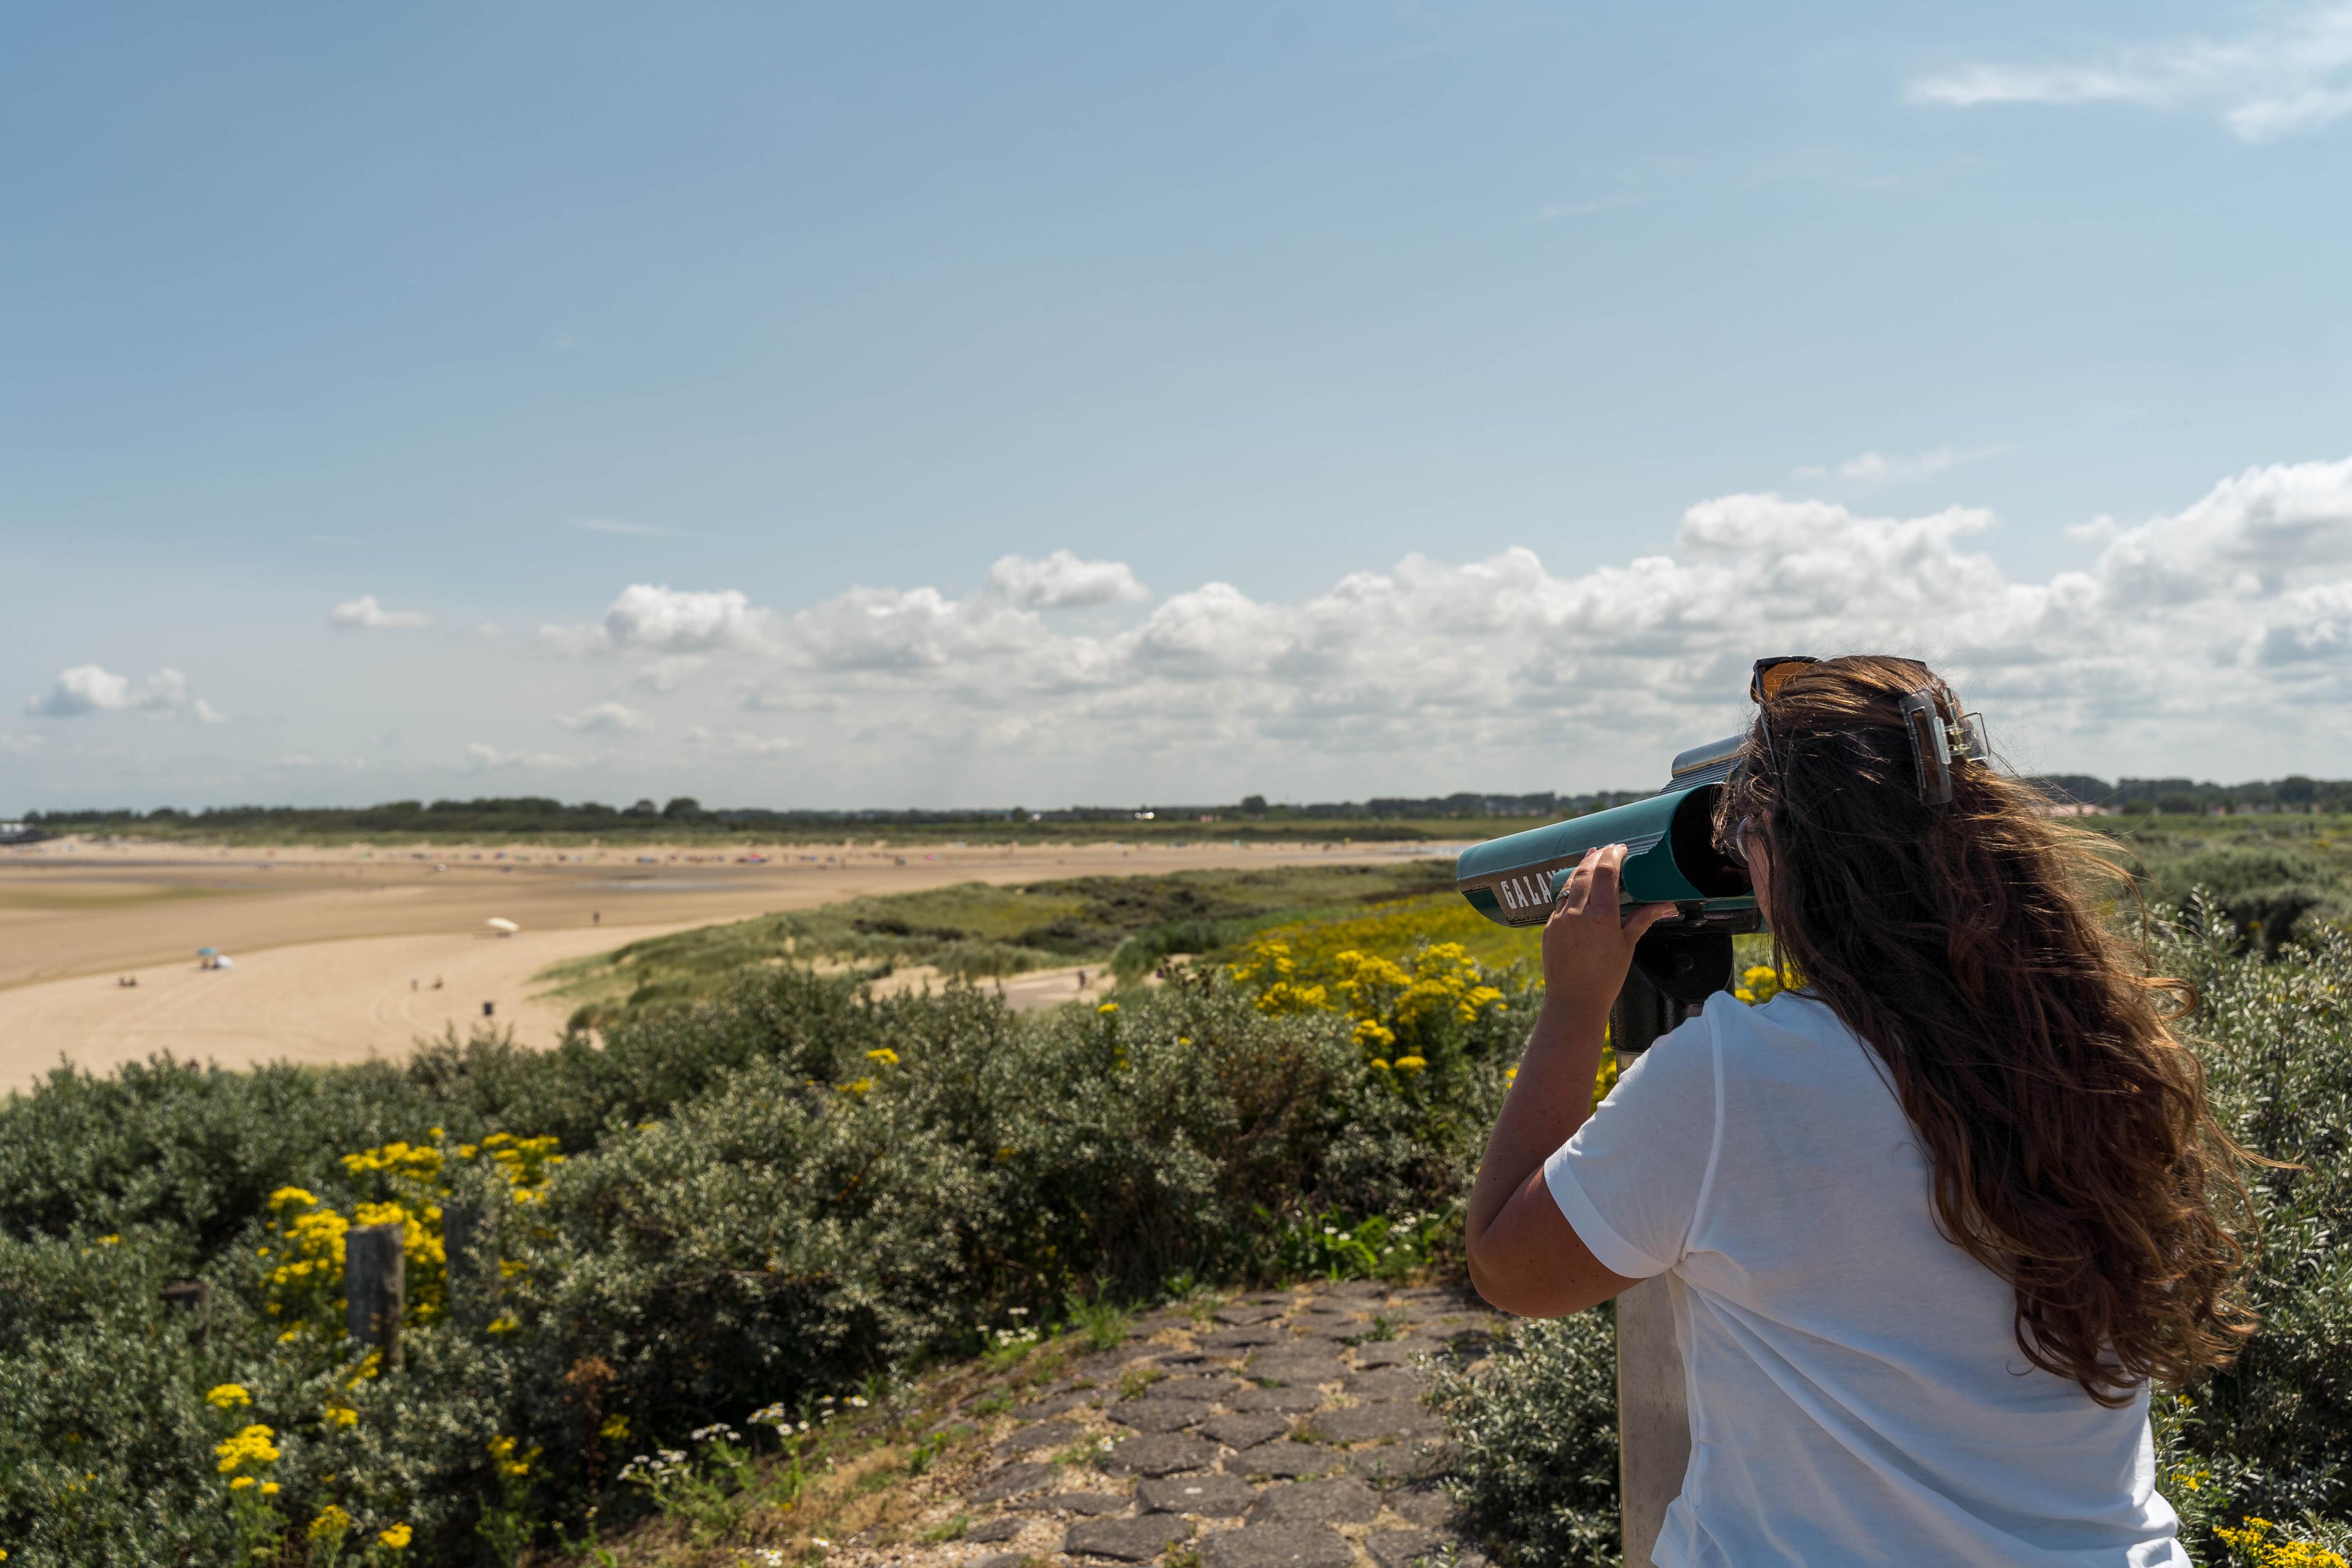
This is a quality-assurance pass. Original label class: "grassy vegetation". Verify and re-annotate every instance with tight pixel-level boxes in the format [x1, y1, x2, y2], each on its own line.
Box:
[537, 861, 1462, 1031]
[0, 826, 2345, 1565]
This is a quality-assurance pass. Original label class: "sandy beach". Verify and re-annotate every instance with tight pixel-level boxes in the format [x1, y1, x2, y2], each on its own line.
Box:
[0, 836, 1449, 1093]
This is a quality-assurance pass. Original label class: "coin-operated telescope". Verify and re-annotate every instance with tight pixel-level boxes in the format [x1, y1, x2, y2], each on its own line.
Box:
[1455, 734, 1756, 1038]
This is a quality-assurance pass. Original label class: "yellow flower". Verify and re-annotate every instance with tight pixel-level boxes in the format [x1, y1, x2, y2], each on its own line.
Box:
[1369, 1058, 1391, 1072]
[214, 1424, 281, 1473]
[326, 1404, 359, 1428]
[260, 1482, 280, 1496]
[1393, 1055, 1427, 1073]
[839, 1078, 873, 1096]
[379, 1522, 413, 1550]
[309, 1505, 353, 1540]
[600, 1414, 630, 1439]
[486, 1313, 520, 1335]
[97, 1234, 122, 1246]
[230, 1476, 255, 1491]
[1096, 1001, 1118, 1015]
[865, 1047, 900, 1066]
[1504, 1065, 1518, 1082]
[205, 1384, 252, 1411]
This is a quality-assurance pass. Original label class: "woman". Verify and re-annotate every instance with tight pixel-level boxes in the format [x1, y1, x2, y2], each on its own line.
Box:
[1464, 655, 2255, 1567]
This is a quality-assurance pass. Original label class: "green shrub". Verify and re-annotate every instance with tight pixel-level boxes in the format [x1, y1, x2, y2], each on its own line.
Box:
[1427, 1308, 1621, 1568]
[0, 963, 1536, 1564]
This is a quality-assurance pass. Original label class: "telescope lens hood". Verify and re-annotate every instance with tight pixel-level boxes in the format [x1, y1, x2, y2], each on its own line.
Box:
[1455, 782, 1758, 932]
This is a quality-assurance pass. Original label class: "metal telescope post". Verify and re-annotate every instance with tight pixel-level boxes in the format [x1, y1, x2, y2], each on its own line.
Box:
[1608, 927, 1733, 1566]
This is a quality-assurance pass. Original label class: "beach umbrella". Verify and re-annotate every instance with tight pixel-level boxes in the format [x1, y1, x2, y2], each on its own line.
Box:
[197, 947, 219, 956]
[486, 918, 519, 933]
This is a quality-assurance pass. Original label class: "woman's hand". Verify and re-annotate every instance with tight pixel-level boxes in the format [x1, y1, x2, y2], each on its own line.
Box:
[1540, 845, 1678, 1019]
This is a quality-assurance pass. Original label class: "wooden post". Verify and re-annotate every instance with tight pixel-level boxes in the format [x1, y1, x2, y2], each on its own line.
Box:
[345, 1223, 405, 1372]
[442, 1202, 499, 1329]
[160, 1279, 211, 1348]
[1608, 941, 1726, 1565]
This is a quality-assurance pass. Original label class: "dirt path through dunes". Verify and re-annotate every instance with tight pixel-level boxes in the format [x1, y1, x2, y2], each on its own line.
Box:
[0, 839, 1454, 1091]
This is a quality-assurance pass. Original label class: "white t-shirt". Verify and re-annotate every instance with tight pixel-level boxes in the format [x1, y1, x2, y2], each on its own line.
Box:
[1545, 990, 2186, 1568]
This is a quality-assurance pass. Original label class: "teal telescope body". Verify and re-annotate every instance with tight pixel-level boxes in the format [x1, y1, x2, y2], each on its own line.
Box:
[1455, 734, 1760, 933]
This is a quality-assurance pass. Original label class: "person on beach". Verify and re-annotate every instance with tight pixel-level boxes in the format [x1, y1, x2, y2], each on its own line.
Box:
[1465, 655, 2256, 1567]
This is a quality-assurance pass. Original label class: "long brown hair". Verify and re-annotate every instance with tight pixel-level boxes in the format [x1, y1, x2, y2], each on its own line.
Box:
[1716, 654, 2256, 1404]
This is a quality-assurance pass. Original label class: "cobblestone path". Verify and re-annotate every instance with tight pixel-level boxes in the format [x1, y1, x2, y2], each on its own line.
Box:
[862, 1279, 1505, 1568]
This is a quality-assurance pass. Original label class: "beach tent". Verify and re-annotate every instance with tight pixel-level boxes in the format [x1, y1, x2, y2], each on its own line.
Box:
[197, 947, 219, 957]
[486, 918, 519, 935]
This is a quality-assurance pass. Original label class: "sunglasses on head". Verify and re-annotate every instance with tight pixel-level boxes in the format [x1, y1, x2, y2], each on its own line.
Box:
[1742, 654, 1989, 807]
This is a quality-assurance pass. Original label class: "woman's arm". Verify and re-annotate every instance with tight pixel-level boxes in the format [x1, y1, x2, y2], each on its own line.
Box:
[1464, 843, 1673, 1317]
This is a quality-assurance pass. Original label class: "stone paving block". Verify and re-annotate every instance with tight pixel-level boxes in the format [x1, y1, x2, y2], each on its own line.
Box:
[1332, 1279, 1393, 1298]
[1247, 1354, 1348, 1385]
[1228, 1384, 1324, 1414]
[1245, 1477, 1381, 1526]
[1153, 1374, 1245, 1402]
[1342, 1368, 1425, 1401]
[967, 1515, 1027, 1542]
[1234, 1442, 1343, 1479]
[1351, 1339, 1441, 1370]
[1012, 1390, 1098, 1419]
[1150, 1348, 1212, 1366]
[1102, 1432, 1223, 1477]
[1200, 1521, 1354, 1568]
[1199, 1412, 1290, 1450]
[1075, 1351, 1147, 1379]
[1366, 1527, 1459, 1568]
[1065, 1513, 1192, 1562]
[1311, 1403, 1444, 1442]
[1138, 1472, 1259, 1517]
[1387, 1487, 1457, 1528]
[967, 1461, 1055, 1503]
[997, 1419, 1080, 1455]
[1110, 1398, 1205, 1433]
[1346, 1441, 1460, 1484]
[1215, 1301, 1289, 1326]
[1201, 1325, 1285, 1349]
[1028, 1491, 1132, 1516]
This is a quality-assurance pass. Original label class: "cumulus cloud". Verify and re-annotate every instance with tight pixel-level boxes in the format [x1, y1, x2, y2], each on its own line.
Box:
[27, 665, 216, 720]
[540, 584, 778, 656]
[330, 595, 434, 630]
[503, 454, 2352, 789]
[635, 655, 707, 693]
[687, 726, 794, 757]
[556, 701, 652, 733]
[984, 550, 1150, 609]
[1909, 4, 2352, 141]
[464, 743, 578, 772]
[1793, 446, 2000, 486]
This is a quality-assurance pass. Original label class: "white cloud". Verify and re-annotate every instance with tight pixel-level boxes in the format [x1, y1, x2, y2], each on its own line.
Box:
[984, 550, 1150, 609]
[28, 665, 212, 720]
[194, 699, 230, 725]
[570, 518, 669, 537]
[635, 655, 707, 693]
[556, 701, 652, 733]
[1793, 446, 2000, 486]
[464, 743, 578, 772]
[1909, 4, 2352, 141]
[687, 726, 794, 757]
[330, 595, 434, 630]
[541, 584, 779, 656]
[524, 453, 2352, 782]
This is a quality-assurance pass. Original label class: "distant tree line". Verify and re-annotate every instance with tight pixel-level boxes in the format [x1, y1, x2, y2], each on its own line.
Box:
[19, 774, 2352, 842]
[2029, 774, 2352, 815]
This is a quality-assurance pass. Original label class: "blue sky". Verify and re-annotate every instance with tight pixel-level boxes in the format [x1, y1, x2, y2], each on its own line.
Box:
[7, 2, 2352, 809]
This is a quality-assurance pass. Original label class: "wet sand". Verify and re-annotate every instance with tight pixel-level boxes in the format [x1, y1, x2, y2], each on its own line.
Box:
[0, 837, 1447, 1093]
